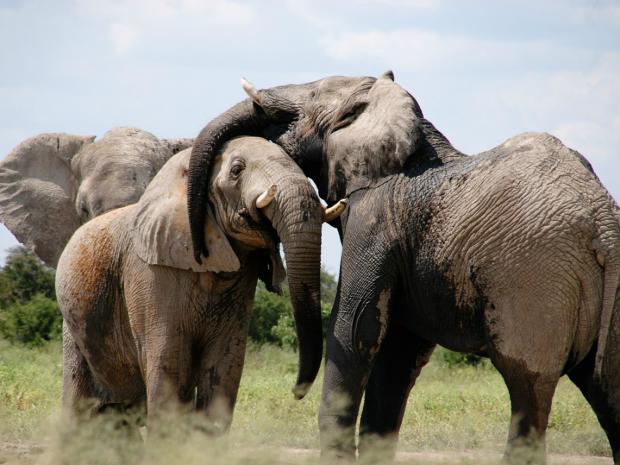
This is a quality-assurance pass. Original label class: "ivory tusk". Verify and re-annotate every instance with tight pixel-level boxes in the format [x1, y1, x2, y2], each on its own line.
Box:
[241, 77, 261, 104]
[256, 185, 277, 209]
[323, 199, 348, 222]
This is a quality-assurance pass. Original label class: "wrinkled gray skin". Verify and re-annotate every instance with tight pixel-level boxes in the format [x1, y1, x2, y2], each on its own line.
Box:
[0, 127, 192, 267]
[56, 137, 323, 430]
[187, 72, 620, 462]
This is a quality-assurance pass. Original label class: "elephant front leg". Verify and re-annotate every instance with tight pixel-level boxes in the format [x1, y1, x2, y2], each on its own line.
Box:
[358, 324, 436, 460]
[144, 335, 194, 426]
[319, 255, 395, 459]
[195, 325, 249, 435]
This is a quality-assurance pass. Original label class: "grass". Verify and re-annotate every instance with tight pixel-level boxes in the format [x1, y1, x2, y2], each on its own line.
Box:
[0, 341, 611, 464]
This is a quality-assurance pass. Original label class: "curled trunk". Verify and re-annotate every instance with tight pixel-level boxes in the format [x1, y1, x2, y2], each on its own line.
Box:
[187, 99, 261, 263]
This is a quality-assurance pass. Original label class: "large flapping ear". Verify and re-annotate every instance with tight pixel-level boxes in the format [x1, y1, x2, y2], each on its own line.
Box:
[0, 133, 95, 267]
[326, 73, 424, 199]
[132, 148, 240, 273]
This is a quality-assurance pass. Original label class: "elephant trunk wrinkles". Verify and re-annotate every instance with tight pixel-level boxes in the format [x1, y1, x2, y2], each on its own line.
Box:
[270, 180, 323, 399]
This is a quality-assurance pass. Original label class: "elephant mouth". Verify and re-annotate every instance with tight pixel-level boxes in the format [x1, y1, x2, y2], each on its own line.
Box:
[229, 203, 279, 250]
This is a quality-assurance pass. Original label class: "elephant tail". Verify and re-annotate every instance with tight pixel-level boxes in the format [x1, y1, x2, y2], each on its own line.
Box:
[594, 227, 620, 382]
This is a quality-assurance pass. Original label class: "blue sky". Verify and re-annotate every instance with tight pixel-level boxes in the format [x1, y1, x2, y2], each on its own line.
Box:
[1, 0, 618, 274]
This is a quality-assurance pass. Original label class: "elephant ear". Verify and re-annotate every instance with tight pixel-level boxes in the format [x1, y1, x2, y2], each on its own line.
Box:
[326, 74, 423, 200]
[160, 138, 194, 155]
[0, 133, 95, 267]
[132, 148, 239, 273]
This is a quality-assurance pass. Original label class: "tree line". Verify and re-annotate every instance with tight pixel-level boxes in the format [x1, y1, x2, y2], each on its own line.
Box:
[0, 245, 336, 349]
[0, 245, 480, 367]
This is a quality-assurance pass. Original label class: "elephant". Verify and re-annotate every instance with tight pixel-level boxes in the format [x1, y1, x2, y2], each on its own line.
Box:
[56, 136, 343, 430]
[0, 127, 192, 267]
[185, 72, 620, 462]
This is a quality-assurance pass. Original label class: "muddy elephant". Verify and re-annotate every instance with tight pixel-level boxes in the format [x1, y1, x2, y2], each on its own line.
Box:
[0, 127, 192, 267]
[56, 136, 342, 430]
[185, 72, 620, 462]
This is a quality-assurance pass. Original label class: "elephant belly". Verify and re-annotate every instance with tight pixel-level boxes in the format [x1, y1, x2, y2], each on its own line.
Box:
[399, 267, 488, 354]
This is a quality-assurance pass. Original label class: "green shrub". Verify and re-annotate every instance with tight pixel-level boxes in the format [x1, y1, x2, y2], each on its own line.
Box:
[250, 266, 337, 349]
[434, 347, 485, 368]
[0, 246, 55, 307]
[0, 294, 62, 346]
[249, 283, 293, 345]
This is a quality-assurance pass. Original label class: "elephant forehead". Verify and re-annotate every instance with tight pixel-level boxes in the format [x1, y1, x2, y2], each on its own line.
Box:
[221, 136, 280, 156]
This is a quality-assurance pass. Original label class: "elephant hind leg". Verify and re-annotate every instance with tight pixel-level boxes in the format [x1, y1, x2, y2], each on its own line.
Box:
[358, 323, 435, 460]
[568, 315, 620, 462]
[62, 322, 105, 418]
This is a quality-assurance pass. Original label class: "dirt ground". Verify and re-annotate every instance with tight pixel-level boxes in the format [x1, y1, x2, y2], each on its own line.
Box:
[0, 441, 612, 465]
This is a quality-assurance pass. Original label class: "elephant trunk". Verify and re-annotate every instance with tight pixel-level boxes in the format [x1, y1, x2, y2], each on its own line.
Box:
[188, 99, 262, 263]
[187, 85, 312, 263]
[269, 180, 323, 399]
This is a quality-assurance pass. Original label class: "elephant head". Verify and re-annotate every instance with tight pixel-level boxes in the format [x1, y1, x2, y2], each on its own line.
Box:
[186, 71, 450, 262]
[0, 127, 192, 267]
[133, 137, 333, 398]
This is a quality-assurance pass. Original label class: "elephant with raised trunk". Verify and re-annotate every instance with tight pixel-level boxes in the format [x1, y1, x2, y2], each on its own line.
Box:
[0, 127, 192, 267]
[57, 136, 344, 428]
[186, 72, 620, 462]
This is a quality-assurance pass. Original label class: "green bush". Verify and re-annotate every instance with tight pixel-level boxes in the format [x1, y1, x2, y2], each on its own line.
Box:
[249, 266, 337, 348]
[0, 246, 55, 307]
[0, 246, 60, 346]
[0, 294, 62, 346]
[249, 282, 293, 345]
[434, 347, 485, 368]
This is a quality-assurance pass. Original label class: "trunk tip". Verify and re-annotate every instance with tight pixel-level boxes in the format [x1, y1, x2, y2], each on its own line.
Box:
[292, 382, 312, 400]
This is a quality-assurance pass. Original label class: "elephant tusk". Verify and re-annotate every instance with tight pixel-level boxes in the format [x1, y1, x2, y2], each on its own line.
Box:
[322, 199, 348, 222]
[256, 185, 277, 209]
[241, 77, 261, 104]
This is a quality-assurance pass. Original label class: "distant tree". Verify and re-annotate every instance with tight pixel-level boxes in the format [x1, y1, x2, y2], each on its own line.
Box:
[249, 266, 338, 348]
[0, 294, 62, 346]
[0, 246, 61, 345]
[0, 246, 56, 307]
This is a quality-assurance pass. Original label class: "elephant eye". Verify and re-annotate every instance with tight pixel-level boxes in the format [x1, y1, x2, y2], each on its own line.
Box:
[230, 161, 245, 179]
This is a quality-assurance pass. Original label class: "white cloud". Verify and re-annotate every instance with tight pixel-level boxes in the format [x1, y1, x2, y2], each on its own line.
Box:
[360, 0, 439, 7]
[319, 28, 589, 72]
[109, 22, 139, 53]
[75, 0, 255, 53]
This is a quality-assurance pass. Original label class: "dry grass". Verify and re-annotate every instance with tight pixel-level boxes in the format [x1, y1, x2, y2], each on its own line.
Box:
[0, 341, 611, 464]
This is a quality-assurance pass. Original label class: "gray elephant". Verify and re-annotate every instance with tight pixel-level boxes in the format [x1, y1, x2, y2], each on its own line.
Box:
[185, 72, 620, 462]
[56, 136, 342, 429]
[0, 127, 192, 267]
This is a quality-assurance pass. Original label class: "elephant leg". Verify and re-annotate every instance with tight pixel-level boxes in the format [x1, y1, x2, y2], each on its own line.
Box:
[358, 324, 435, 459]
[319, 242, 395, 459]
[62, 322, 104, 418]
[491, 357, 559, 464]
[568, 346, 620, 462]
[195, 326, 249, 435]
[144, 334, 194, 425]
